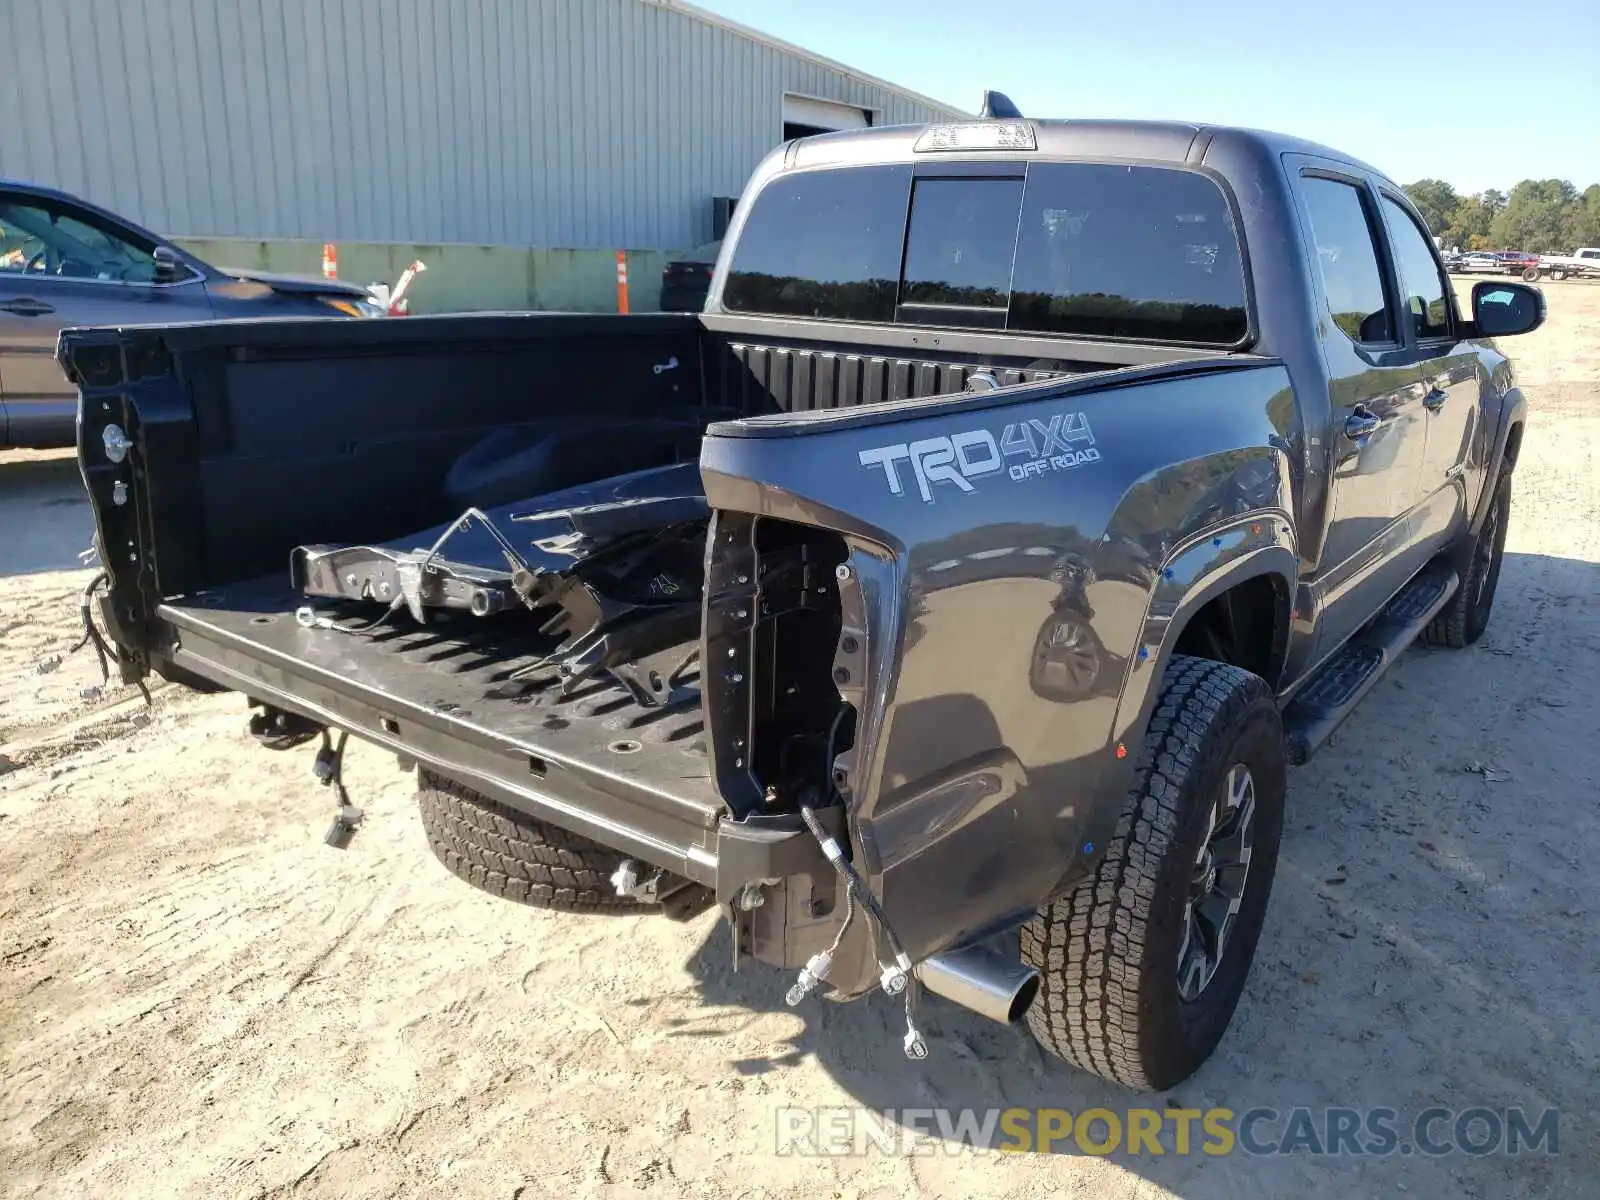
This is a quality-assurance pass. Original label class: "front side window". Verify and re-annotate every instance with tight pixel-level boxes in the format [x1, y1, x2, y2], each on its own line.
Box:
[1381, 196, 1451, 340]
[0, 198, 159, 283]
[1298, 178, 1393, 345]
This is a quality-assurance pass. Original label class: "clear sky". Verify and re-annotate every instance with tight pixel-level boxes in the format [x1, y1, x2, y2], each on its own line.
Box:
[690, 0, 1598, 194]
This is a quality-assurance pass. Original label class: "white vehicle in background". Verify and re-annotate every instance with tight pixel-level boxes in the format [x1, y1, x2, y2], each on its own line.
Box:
[1525, 248, 1600, 281]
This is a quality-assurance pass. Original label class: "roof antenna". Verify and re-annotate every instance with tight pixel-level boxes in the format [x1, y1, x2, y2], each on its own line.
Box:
[979, 90, 1023, 120]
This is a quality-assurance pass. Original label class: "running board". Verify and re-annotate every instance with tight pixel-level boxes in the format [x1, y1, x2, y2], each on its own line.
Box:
[1284, 564, 1459, 764]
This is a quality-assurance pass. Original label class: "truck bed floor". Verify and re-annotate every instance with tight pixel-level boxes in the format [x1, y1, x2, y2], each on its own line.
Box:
[157, 577, 723, 882]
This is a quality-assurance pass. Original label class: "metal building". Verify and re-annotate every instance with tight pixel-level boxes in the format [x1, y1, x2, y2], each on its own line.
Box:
[0, 0, 964, 251]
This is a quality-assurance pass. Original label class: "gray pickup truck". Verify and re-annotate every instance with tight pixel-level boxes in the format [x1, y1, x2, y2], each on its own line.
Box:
[64, 112, 1542, 1092]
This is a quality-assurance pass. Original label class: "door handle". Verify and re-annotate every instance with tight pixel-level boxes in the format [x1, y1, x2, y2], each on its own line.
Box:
[1423, 387, 1448, 412]
[1344, 406, 1383, 446]
[0, 298, 56, 317]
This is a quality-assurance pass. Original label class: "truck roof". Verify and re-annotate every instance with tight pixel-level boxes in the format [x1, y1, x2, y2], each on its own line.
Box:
[783, 118, 1392, 187]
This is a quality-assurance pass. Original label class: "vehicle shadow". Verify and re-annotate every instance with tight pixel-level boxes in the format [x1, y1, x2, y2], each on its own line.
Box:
[671, 549, 1599, 1197]
[0, 452, 95, 576]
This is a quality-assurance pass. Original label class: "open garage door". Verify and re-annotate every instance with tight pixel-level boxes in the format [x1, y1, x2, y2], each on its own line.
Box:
[782, 94, 871, 140]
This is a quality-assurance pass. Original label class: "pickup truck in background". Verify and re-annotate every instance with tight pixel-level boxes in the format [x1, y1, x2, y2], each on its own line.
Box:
[64, 109, 1542, 1091]
[1494, 250, 1542, 279]
[1525, 247, 1600, 281]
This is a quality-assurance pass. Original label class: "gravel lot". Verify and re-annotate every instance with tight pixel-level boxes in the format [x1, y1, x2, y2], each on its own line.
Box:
[2, 281, 1597, 1199]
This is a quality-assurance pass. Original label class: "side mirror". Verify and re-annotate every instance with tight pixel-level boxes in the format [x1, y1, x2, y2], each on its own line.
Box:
[152, 245, 189, 284]
[1471, 281, 1545, 337]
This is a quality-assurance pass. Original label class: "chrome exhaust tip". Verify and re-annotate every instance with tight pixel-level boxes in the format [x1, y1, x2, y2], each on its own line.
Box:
[915, 945, 1041, 1025]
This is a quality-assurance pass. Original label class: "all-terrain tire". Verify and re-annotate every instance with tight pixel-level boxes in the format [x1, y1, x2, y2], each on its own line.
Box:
[1021, 656, 1286, 1091]
[417, 769, 650, 914]
[1422, 472, 1511, 649]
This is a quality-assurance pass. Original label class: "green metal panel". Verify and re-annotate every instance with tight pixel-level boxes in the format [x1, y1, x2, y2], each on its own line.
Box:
[176, 238, 678, 314]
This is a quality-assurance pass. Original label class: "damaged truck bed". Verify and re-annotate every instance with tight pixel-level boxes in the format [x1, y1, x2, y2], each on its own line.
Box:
[65, 112, 1537, 1092]
[160, 576, 723, 893]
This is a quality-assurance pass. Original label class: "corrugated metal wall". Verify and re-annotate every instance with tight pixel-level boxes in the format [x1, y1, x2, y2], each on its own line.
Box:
[0, 0, 962, 250]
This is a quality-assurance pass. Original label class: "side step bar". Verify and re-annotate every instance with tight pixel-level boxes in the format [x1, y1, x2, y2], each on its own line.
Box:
[1284, 563, 1459, 764]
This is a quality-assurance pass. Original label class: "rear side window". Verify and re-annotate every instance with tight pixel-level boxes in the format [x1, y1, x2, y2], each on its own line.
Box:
[1009, 164, 1248, 344]
[1299, 178, 1393, 344]
[1380, 196, 1451, 340]
[722, 160, 1249, 346]
[721, 165, 910, 322]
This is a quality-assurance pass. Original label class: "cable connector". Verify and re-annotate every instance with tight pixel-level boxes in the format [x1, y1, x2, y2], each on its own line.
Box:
[879, 951, 913, 996]
[323, 804, 363, 849]
[902, 1022, 929, 1061]
[784, 949, 834, 1007]
[296, 605, 337, 631]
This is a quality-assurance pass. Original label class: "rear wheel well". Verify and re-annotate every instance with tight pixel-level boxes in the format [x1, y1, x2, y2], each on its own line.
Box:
[1170, 574, 1289, 688]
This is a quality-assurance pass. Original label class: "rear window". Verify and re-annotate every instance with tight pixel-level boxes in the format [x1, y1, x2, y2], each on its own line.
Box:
[722, 161, 1249, 345]
[901, 177, 1024, 312]
[719, 165, 910, 323]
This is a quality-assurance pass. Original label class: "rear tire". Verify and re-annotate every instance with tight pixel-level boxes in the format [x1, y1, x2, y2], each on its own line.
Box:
[418, 769, 651, 914]
[1422, 473, 1510, 649]
[1021, 656, 1285, 1091]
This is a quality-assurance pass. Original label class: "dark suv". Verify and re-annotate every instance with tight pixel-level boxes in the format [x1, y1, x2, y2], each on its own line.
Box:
[658, 240, 721, 312]
[1, 180, 381, 450]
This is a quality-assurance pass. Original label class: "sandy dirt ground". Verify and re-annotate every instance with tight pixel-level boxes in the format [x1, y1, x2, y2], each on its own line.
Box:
[2, 281, 1597, 1199]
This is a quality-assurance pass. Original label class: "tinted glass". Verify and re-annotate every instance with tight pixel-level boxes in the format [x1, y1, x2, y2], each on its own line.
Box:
[723, 166, 910, 322]
[1299, 178, 1393, 344]
[1008, 164, 1248, 344]
[0, 199, 157, 282]
[901, 178, 1023, 308]
[1381, 196, 1451, 340]
[0, 203, 47, 272]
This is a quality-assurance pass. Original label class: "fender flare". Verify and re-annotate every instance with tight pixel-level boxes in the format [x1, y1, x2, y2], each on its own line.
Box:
[1472, 386, 1526, 536]
[1103, 517, 1298, 797]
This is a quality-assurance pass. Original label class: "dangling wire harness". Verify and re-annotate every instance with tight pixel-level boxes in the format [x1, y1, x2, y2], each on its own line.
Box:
[313, 729, 363, 849]
[786, 705, 928, 1060]
[68, 570, 152, 707]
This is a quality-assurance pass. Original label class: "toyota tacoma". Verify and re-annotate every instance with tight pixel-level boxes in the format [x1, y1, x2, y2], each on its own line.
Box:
[63, 103, 1541, 1090]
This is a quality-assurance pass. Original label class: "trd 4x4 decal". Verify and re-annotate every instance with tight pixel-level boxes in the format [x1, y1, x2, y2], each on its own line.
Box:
[858, 410, 1101, 502]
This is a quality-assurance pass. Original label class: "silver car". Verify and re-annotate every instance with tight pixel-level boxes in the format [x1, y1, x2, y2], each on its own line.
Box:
[1448, 251, 1505, 275]
[1, 179, 382, 449]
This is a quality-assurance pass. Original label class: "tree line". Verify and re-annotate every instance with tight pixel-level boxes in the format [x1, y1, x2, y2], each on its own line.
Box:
[1402, 179, 1600, 253]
